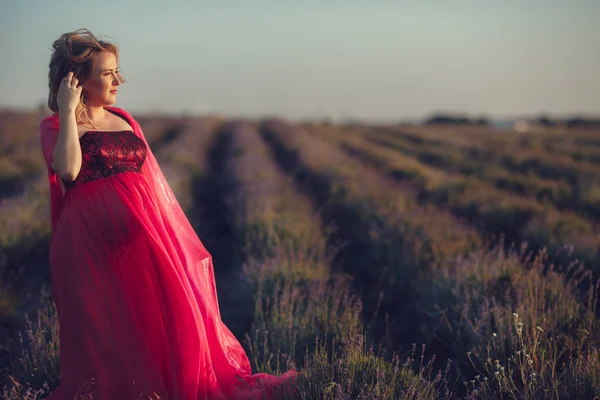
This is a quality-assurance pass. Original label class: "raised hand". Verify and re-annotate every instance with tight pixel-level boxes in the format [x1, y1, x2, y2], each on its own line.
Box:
[57, 71, 83, 112]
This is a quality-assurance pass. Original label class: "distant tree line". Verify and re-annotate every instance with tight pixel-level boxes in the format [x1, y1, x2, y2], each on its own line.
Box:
[425, 113, 489, 126]
[423, 113, 600, 129]
[535, 115, 600, 129]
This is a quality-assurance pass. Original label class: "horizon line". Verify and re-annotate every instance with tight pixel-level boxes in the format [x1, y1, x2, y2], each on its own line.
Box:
[1, 104, 599, 125]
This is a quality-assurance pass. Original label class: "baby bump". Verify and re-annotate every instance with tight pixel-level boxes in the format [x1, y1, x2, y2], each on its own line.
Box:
[53, 172, 150, 260]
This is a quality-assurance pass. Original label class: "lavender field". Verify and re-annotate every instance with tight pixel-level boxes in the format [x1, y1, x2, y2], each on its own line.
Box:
[1, 109, 599, 399]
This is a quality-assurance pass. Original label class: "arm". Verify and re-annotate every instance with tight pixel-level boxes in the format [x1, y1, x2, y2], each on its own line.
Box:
[40, 117, 69, 197]
[52, 108, 82, 181]
[52, 71, 84, 181]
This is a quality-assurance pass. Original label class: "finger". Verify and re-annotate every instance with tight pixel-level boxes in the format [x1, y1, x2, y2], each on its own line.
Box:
[62, 72, 73, 85]
[71, 77, 79, 86]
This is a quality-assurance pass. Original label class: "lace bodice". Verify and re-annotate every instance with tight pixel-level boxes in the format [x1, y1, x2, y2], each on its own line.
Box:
[61, 130, 147, 190]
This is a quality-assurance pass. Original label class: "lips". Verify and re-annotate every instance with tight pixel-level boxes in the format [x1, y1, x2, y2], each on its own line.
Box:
[110, 90, 117, 94]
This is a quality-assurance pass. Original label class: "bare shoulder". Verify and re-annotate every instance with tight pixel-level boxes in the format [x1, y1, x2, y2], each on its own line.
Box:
[105, 106, 139, 129]
[106, 106, 134, 120]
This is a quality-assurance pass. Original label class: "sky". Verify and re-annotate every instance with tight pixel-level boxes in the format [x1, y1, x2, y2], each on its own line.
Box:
[0, 0, 598, 122]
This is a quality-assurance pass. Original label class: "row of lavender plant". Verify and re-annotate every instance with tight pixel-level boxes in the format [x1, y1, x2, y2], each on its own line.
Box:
[404, 123, 600, 167]
[259, 119, 484, 394]
[376, 125, 600, 222]
[311, 124, 600, 276]
[224, 121, 362, 362]
[152, 116, 223, 210]
[360, 128, 575, 211]
[264, 119, 600, 399]
[227, 121, 456, 399]
[365, 126, 600, 222]
[381, 123, 600, 170]
[423, 245, 600, 399]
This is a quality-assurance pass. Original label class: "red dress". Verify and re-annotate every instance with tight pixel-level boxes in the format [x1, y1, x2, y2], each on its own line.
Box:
[39, 107, 297, 400]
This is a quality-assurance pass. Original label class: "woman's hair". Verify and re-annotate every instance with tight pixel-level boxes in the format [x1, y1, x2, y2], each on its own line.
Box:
[47, 28, 125, 127]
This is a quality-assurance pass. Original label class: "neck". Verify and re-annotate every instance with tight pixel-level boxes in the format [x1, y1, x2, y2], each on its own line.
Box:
[85, 104, 107, 123]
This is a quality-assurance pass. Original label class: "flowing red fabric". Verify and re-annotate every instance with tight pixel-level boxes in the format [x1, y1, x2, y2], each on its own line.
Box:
[39, 106, 297, 399]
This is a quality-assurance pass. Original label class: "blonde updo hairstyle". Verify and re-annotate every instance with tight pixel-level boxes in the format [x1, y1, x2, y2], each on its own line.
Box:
[47, 28, 125, 128]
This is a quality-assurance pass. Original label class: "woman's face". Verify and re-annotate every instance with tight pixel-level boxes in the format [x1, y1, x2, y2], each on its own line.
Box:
[82, 51, 121, 107]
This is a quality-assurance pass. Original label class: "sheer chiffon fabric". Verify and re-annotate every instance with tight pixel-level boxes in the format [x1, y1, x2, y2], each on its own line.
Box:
[39, 107, 297, 399]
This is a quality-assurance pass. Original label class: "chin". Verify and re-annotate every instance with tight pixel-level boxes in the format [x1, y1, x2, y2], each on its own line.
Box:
[106, 92, 117, 102]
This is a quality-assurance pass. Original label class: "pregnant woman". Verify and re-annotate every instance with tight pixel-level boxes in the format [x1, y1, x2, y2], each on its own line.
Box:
[40, 28, 297, 399]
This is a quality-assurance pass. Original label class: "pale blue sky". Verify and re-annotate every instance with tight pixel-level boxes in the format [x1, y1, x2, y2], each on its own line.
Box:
[0, 0, 598, 122]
